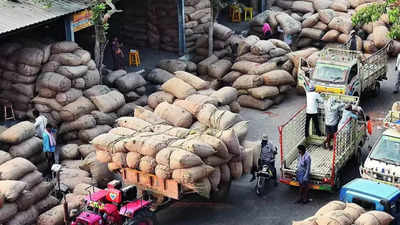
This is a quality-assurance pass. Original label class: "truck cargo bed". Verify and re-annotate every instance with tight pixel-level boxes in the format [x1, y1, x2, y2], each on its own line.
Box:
[288, 143, 332, 177]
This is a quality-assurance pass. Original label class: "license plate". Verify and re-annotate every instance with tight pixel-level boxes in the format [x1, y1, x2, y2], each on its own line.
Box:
[315, 85, 345, 94]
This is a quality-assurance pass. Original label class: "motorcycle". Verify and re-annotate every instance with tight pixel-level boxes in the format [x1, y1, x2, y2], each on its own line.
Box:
[255, 163, 274, 196]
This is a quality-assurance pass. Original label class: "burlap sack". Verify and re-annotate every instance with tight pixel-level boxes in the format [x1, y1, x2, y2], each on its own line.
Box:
[0, 121, 35, 144]
[59, 114, 96, 134]
[59, 144, 79, 160]
[37, 72, 71, 92]
[372, 25, 390, 48]
[83, 85, 111, 98]
[116, 117, 152, 132]
[231, 61, 260, 74]
[288, 48, 319, 68]
[222, 71, 242, 84]
[79, 125, 112, 143]
[104, 69, 127, 85]
[330, 0, 348, 12]
[262, 70, 294, 86]
[19, 170, 43, 190]
[213, 23, 233, 41]
[9, 136, 42, 158]
[238, 95, 274, 110]
[16, 47, 44, 66]
[208, 59, 233, 79]
[32, 97, 63, 111]
[328, 17, 353, 34]
[300, 28, 325, 40]
[316, 201, 346, 216]
[56, 88, 83, 106]
[198, 55, 218, 75]
[91, 90, 126, 113]
[175, 71, 209, 90]
[302, 13, 320, 28]
[319, 9, 336, 24]
[209, 167, 221, 191]
[233, 75, 264, 89]
[16, 190, 35, 211]
[0, 157, 36, 180]
[74, 49, 91, 64]
[229, 161, 243, 179]
[158, 59, 188, 73]
[250, 40, 276, 55]
[219, 129, 241, 155]
[148, 91, 175, 109]
[155, 102, 193, 128]
[248, 62, 278, 75]
[155, 147, 176, 167]
[363, 40, 378, 54]
[115, 72, 146, 93]
[152, 124, 190, 138]
[91, 111, 117, 126]
[60, 97, 96, 121]
[155, 164, 172, 179]
[169, 149, 203, 169]
[0, 180, 27, 202]
[355, 211, 394, 225]
[56, 65, 88, 79]
[91, 133, 128, 153]
[12, 83, 35, 97]
[125, 135, 171, 157]
[82, 69, 101, 88]
[161, 77, 196, 99]
[51, 41, 79, 54]
[209, 87, 238, 105]
[134, 106, 166, 125]
[6, 206, 38, 225]
[117, 102, 138, 117]
[126, 152, 142, 169]
[238, 35, 260, 56]
[182, 177, 211, 198]
[172, 139, 216, 157]
[0, 203, 18, 224]
[109, 127, 136, 137]
[146, 68, 174, 84]
[139, 156, 157, 173]
[198, 135, 230, 159]
[111, 152, 127, 169]
[34, 195, 59, 214]
[343, 203, 365, 221]
[172, 164, 215, 183]
[275, 12, 302, 35]
[36, 205, 65, 225]
[248, 86, 279, 99]
[321, 30, 340, 42]
[60, 168, 93, 190]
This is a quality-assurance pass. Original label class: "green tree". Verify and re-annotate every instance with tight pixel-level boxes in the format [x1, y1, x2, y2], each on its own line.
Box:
[352, 0, 400, 39]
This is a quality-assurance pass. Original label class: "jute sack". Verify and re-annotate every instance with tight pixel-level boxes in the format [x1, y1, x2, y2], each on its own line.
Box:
[209, 167, 221, 191]
[363, 40, 378, 54]
[302, 13, 320, 28]
[316, 210, 353, 225]
[82, 153, 113, 187]
[61, 160, 83, 169]
[126, 152, 142, 169]
[328, 17, 353, 34]
[343, 203, 365, 222]
[83, 85, 111, 98]
[51, 41, 79, 54]
[161, 77, 196, 99]
[146, 68, 174, 85]
[104, 69, 127, 85]
[292, 1, 314, 13]
[238, 95, 274, 110]
[175, 71, 209, 90]
[0, 180, 27, 202]
[148, 91, 175, 109]
[205, 155, 229, 166]
[156, 147, 177, 167]
[233, 75, 264, 89]
[300, 28, 325, 40]
[56, 88, 83, 106]
[210, 109, 242, 130]
[91, 90, 126, 113]
[198, 55, 218, 75]
[79, 125, 112, 143]
[158, 59, 188, 73]
[0, 203, 18, 223]
[288, 48, 319, 68]
[220, 163, 231, 182]
[209, 87, 238, 105]
[117, 102, 138, 117]
[330, 0, 348, 12]
[115, 72, 147, 93]
[109, 127, 136, 136]
[222, 71, 242, 84]
[155, 164, 172, 179]
[231, 61, 260, 74]
[0, 121, 35, 144]
[172, 139, 216, 157]
[238, 35, 260, 56]
[74, 49, 91, 64]
[248, 86, 279, 99]
[32, 97, 64, 111]
[182, 177, 211, 198]
[16, 47, 44, 66]
[56, 65, 88, 79]
[262, 70, 294, 86]
[60, 168, 93, 190]
[134, 106, 166, 125]
[60, 97, 96, 121]
[59, 114, 96, 134]
[139, 156, 157, 173]
[7, 206, 38, 225]
[186, 94, 219, 106]
[9, 136, 42, 158]
[37, 72, 72, 92]
[319, 9, 336, 24]
[232, 121, 249, 142]
[91, 111, 117, 126]
[242, 146, 254, 174]
[2, 71, 36, 83]
[82, 69, 101, 88]
[229, 161, 243, 179]
[15, 190, 35, 211]
[172, 164, 215, 183]
[96, 150, 112, 163]
[125, 135, 170, 157]
[355, 211, 394, 225]
[0, 157, 36, 180]
[213, 23, 233, 41]
[174, 99, 203, 116]
[12, 83, 35, 98]
[199, 135, 230, 159]
[35, 195, 60, 214]
[91, 133, 129, 153]
[243, 140, 261, 168]
[111, 152, 127, 169]
[20, 170, 43, 190]
[0, 150, 12, 165]
[250, 40, 276, 55]
[155, 102, 193, 128]
[220, 129, 241, 155]
[79, 144, 96, 158]
[170, 149, 203, 169]
[36, 205, 65, 225]
[59, 144, 79, 160]
[316, 201, 346, 216]
[372, 25, 390, 48]
[322, 30, 341, 42]
[73, 183, 100, 195]
[275, 12, 302, 35]
[152, 124, 191, 139]
[248, 62, 278, 75]
[208, 59, 233, 79]
[236, 53, 270, 64]
[229, 101, 241, 113]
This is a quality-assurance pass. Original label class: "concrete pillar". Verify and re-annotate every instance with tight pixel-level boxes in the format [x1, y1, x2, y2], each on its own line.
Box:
[64, 15, 75, 41]
[177, 0, 186, 56]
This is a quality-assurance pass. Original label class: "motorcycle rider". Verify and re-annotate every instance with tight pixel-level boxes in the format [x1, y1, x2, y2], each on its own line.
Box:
[250, 134, 278, 186]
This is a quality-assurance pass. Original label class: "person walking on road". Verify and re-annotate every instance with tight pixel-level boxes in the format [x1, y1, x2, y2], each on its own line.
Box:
[296, 145, 311, 204]
[323, 97, 345, 150]
[250, 135, 278, 186]
[304, 82, 323, 138]
[394, 53, 400, 93]
[33, 110, 47, 138]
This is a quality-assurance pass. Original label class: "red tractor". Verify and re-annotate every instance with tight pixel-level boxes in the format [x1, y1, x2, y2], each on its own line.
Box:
[71, 181, 157, 225]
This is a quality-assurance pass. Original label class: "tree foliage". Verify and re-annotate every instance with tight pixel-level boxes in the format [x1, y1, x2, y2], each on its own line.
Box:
[352, 0, 400, 39]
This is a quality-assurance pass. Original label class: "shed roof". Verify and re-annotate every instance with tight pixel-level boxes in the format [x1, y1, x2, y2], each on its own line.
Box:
[0, 0, 90, 35]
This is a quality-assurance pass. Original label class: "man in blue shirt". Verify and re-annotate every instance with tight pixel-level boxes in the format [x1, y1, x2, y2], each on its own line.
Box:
[42, 124, 56, 171]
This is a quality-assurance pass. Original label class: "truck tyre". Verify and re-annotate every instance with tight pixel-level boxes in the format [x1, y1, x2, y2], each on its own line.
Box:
[124, 209, 158, 225]
[210, 181, 231, 202]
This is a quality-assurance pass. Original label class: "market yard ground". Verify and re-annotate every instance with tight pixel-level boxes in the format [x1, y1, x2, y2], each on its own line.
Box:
[156, 58, 400, 225]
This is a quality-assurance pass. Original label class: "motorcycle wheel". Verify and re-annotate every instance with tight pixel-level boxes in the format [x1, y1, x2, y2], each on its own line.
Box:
[255, 177, 265, 196]
[124, 209, 158, 225]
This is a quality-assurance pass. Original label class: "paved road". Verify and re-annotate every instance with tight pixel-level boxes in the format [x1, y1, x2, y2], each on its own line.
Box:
[157, 59, 400, 225]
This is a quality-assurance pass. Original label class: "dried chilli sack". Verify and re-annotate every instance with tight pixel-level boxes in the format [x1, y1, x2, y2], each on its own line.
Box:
[0, 180, 27, 202]
[161, 77, 196, 99]
[355, 211, 394, 225]
[175, 71, 209, 90]
[91, 111, 117, 126]
[59, 114, 96, 134]
[78, 125, 112, 143]
[238, 95, 274, 110]
[91, 133, 128, 153]
[0, 121, 35, 144]
[208, 59, 232, 80]
[233, 75, 264, 89]
[209, 87, 238, 105]
[90, 90, 126, 113]
[148, 91, 175, 109]
[197, 54, 218, 75]
[154, 102, 193, 128]
[37, 72, 72, 92]
[60, 96, 96, 121]
[116, 117, 152, 132]
[0, 157, 36, 180]
[172, 165, 215, 184]
[56, 88, 83, 106]
[115, 72, 146, 93]
[169, 149, 203, 169]
[8, 136, 42, 158]
[56, 65, 88, 80]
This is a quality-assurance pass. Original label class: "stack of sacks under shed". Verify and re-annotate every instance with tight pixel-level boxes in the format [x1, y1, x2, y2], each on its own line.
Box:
[0, 122, 59, 225]
[0, 41, 51, 119]
[184, 0, 211, 54]
[92, 75, 260, 198]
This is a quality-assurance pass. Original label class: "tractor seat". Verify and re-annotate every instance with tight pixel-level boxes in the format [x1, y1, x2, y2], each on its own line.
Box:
[103, 203, 119, 215]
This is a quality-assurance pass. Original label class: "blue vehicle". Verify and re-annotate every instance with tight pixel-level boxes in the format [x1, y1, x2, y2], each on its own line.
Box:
[340, 178, 400, 224]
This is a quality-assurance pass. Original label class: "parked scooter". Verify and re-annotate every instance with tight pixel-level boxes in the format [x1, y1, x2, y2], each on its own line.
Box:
[255, 163, 275, 196]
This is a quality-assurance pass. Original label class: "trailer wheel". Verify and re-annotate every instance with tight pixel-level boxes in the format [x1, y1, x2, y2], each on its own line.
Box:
[124, 209, 158, 225]
[210, 181, 231, 202]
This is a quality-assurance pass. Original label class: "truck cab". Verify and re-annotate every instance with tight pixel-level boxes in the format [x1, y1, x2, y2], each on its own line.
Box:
[340, 178, 400, 224]
[360, 111, 400, 187]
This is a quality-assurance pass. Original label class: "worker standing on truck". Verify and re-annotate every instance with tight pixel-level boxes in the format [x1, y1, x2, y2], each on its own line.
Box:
[296, 145, 311, 204]
[323, 97, 345, 150]
[349, 30, 357, 51]
[338, 104, 358, 129]
[304, 82, 323, 138]
[250, 135, 278, 186]
[394, 53, 400, 93]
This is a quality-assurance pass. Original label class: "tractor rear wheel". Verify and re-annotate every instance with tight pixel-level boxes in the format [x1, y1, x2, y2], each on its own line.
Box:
[124, 209, 158, 225]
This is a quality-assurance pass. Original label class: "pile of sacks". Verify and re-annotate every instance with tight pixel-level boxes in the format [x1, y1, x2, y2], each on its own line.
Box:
[293, 200, 394, 225]
[0, 123, 59, 224]
[119, 0, 148, 48]
[103, 70, 149, 107]
[184, 0, 211, 54]
[147, 0, 179, 52]
[92, 75, 260, 198]
[145, 59, 198, 86]
[0, 121, 48, 172]
[0, 41, 51, 119]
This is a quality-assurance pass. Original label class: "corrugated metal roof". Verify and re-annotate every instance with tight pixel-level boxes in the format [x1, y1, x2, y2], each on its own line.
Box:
[0, 0, 90, 35]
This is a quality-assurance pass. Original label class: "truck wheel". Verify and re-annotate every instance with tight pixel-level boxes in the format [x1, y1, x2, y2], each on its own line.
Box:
[372, 82, 380, 97]
[210, 181, 231, 202]
[124, 209, 158, 225]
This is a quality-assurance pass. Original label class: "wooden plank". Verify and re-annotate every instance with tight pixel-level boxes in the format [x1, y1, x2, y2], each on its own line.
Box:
[122, 168, 181, 200]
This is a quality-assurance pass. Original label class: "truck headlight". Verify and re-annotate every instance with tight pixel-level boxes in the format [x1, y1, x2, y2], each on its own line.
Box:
[387, 177, 392, 182]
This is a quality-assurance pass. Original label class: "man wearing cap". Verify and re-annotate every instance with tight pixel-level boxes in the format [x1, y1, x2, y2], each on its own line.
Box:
[305, 81, 323, 138]
[250, 135, 278, 186]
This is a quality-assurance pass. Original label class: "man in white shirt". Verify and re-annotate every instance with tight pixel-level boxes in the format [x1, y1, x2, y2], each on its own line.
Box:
[305, 82, 323, 138]
[33, 110, 47, 138]
[323, 97, 345, 150]
[394, 54, 400, 93]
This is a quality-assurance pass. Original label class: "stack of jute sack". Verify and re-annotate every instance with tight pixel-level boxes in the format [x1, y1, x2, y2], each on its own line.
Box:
[145, 59, 198, 86]
[0, 121, 48, 172]
[119, 0, 149, 48]
[92, 75, 260, 198]
[148, 0, 179, 52]
[0, 41, 51, 119]
[184, 0, 211, 54]
[103, 70, 148, 107]
[293, 200, 394, 225]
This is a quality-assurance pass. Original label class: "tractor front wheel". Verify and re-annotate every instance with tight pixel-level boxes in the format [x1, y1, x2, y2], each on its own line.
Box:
[124, 209, 158, 225]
